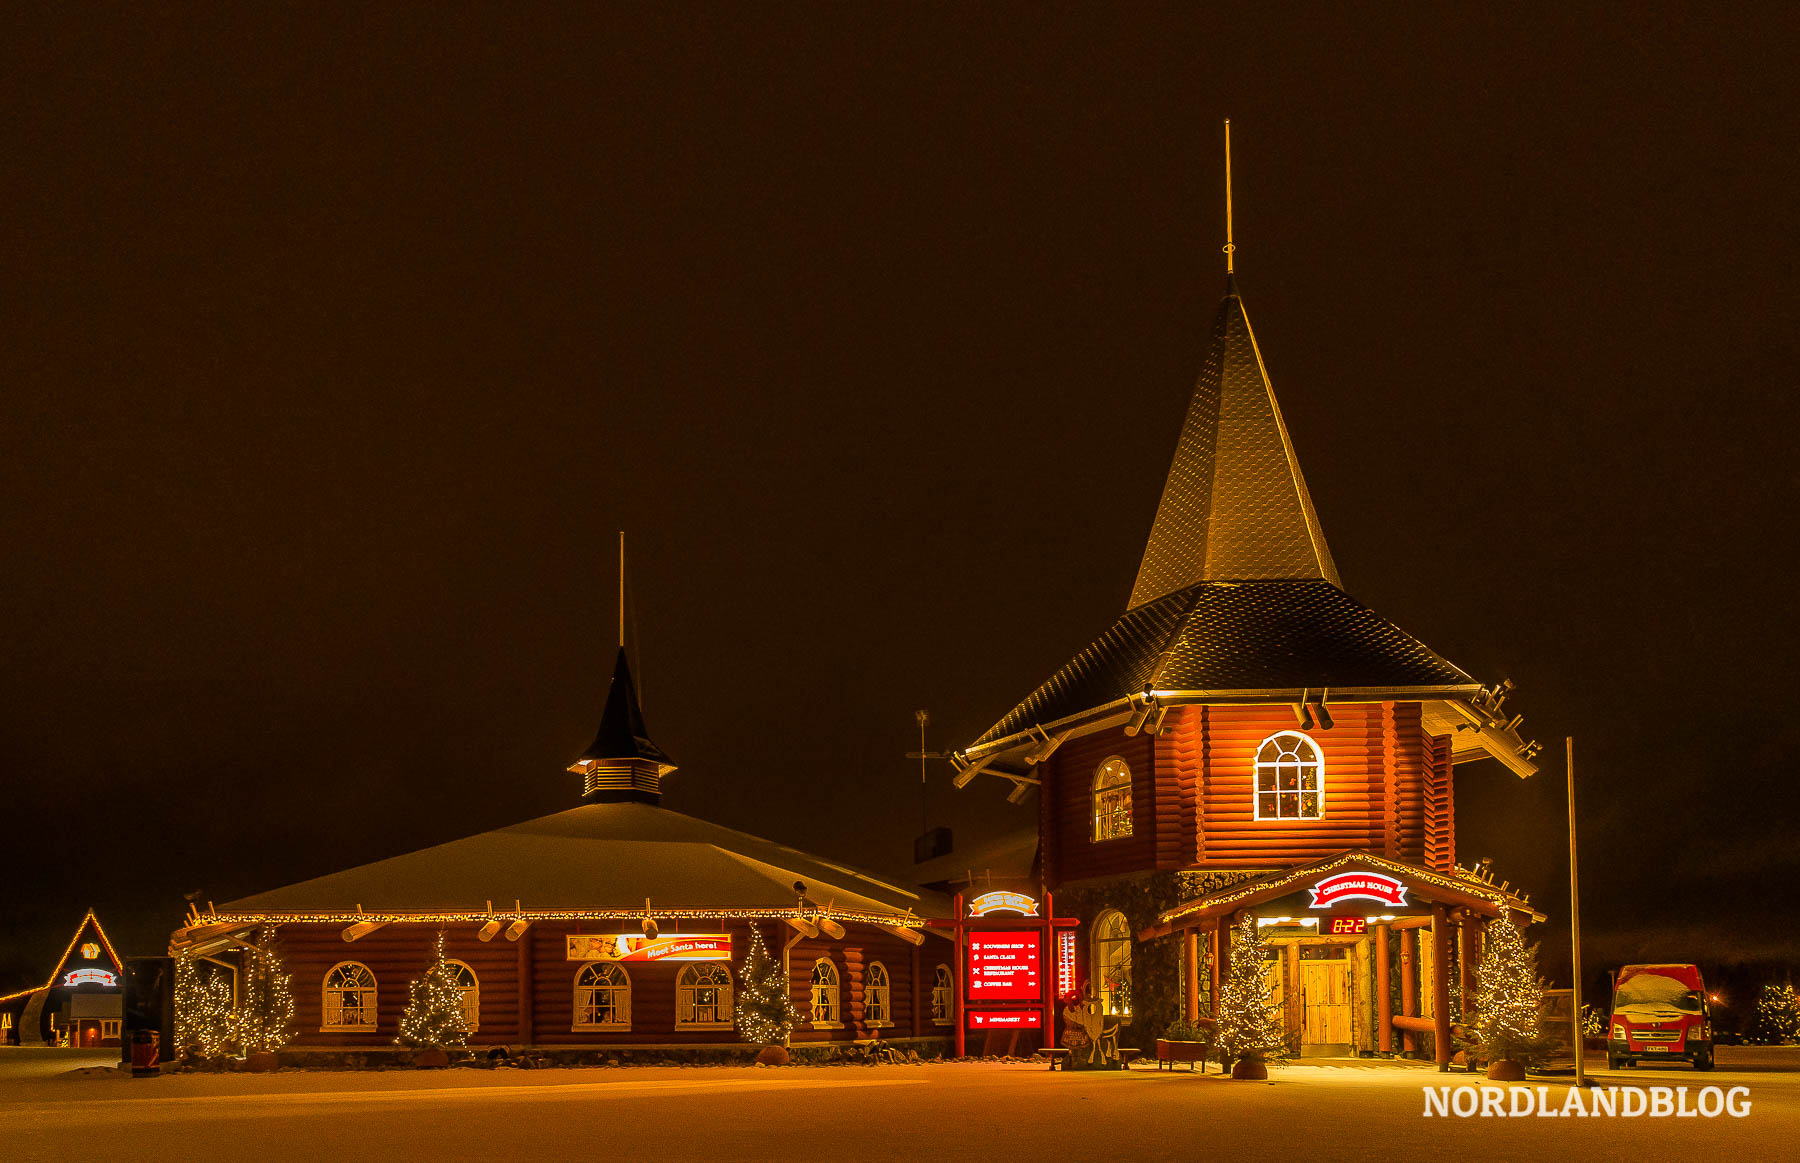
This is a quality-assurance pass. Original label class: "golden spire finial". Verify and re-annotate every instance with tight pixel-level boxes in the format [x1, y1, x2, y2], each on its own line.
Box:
[1223, 118, 1235, 274]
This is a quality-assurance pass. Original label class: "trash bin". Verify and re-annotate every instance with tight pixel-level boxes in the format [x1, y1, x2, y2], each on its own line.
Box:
[130, 1028, 160, 1077]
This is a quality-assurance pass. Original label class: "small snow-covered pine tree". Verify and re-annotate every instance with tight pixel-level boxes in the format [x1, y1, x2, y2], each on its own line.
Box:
[1212, 914, 1289, 1068]
[1751, 982, 1800, 1044]
[1471, 917, 1552, 1066]
[735, 926, 800, 1046]
[395, 933, 471, 1050]
[235, 924, 296, 1055]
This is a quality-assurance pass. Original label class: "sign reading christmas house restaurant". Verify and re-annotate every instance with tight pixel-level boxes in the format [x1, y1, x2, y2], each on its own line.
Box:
[1306, 872, 1408, 910]
[565, 934, 732, 962]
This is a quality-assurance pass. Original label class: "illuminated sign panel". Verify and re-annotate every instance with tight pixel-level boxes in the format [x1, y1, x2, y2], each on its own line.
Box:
[79, 943, 100, 960]
[967, 890, 1039, 918]
[1326, 916, 1367, 935]
[62, 969, 118, 988]
[1307, 872, 1407, 910]
[566, 934, 732, 963]
[968, 1009, 1042, 1029]
[969, 931, 1040, 1001]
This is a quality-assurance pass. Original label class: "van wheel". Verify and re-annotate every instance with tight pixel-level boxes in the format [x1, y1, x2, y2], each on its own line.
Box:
[1694, 1051, 1714, 1071]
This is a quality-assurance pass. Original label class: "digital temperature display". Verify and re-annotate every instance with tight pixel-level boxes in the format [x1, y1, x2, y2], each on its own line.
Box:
[1326, 916, 1367, 935]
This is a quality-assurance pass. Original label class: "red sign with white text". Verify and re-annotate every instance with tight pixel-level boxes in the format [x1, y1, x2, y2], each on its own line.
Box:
[969, 1010, 1042, 1029]
[1307, 872, 1408, 909]
[969, 930, 1041, 1001]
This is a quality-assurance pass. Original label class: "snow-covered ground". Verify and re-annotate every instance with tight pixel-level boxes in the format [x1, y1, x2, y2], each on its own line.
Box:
[3, 1046, 1795, 1161]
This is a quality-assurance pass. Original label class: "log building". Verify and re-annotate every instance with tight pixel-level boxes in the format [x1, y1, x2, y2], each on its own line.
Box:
[170, 650, 953, 1057]
[946, 265, 1543, 1067]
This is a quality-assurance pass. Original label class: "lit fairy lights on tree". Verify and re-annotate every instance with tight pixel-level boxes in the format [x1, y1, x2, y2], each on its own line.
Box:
[395, 933, 471, 1051]
[175, 950, 236, 1058]
[1470, 916, 1551, 1067]
[1752, 982, 1800, 1044]
[735, 926, 799, 1047]
[1212, 914, 1289, 1069]
[234, 924, 295, 1055]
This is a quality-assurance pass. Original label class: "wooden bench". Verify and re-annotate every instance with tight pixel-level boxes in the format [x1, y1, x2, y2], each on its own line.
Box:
[1118, 1048, 1144, 1068]
[1035, 1048, 1072, 1070]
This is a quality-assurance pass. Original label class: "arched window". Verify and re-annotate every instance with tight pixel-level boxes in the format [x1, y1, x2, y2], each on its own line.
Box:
[676, 963, 733, 1028]
[1092, 911, 1132, 1017]
[931, 964, 954, 1025]
[444, 960, 479, 1033]
[863, 961, 891, 1026]
[810, 958, 841, 1026]
[1254, 731, 1324, 820]
[322, 962, 377, 1031]
[574, 963, 630, 1030]
[1091, 757, 1134, 841]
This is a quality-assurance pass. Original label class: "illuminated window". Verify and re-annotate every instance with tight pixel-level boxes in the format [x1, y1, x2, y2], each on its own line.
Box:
[676, 963, 733, 1028]
[444, 960, 479, 1033]
[101, 1019, 121, 1039]
[574, 963, 630, 1030]
[1093, 910, 1132, 1017]
[864, 961, 891, 1026]
[2, 1012, 13, 1033]
[1254, 731, 1324, 820]
[322, 962, 377, 1031]
[810, 958, 841, 1026]
[931, 964, 954, 1025]
[1091, 757, 1134, 841]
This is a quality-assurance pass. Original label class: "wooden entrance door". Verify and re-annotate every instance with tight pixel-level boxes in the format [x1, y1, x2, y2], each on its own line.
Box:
[1300, 960, 1352, 1047]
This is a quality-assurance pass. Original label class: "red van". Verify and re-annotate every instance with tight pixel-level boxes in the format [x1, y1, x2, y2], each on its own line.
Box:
[1608, 964, 1714, 1070]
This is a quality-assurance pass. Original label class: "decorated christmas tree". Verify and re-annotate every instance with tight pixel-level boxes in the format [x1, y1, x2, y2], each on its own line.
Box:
[1470, 917, 1552, 1067]
[1751, 982, 1800, 1044]
[175, 949, 237, 1059]
[1212, 914, 1289, 1069]
[234, 924, 296, 1056]
[735, 926, 800, 1046]
[394, 934, 471, 1051]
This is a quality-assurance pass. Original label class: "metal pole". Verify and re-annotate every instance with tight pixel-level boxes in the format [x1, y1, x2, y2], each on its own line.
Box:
[1567, 736, 1587, 1087]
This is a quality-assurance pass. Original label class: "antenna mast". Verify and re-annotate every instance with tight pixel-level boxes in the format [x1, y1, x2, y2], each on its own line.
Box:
[618, 532, 625, 648]
[1223, 118, 1235, 274]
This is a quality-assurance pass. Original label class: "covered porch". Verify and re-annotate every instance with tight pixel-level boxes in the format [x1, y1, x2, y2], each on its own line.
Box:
[1142, 852, 1541, 1070]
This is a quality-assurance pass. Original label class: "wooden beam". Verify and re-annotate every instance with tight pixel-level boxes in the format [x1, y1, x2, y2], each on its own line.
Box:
[878, 924, 925, 947]
[1400, 927, 1418, 1055]
[786, 916, 820, 939]
[1375, 922, 1393, 1053]
[341, 920, 386, 943]
[1183, 930, 1200, 1023]
[1431, 905, 1453, 1071]
[1458, 913, 1482, 1025]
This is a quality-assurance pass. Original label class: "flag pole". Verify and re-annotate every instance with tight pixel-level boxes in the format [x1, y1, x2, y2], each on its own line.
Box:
[1567, 735, 1588, 1086]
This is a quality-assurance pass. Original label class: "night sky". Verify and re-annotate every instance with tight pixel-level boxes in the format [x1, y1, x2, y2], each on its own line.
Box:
[5, 6, 1797, 998]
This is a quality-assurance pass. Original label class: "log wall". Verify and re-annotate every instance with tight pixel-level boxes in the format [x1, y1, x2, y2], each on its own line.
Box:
[273, 920, 931, 1048]
[1041, 701, 1454, 886]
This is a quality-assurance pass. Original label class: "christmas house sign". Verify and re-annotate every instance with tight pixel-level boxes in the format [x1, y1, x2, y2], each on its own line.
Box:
[1307, 872, 1408, 910]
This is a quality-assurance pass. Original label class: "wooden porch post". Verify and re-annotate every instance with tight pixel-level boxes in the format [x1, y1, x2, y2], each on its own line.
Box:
[1458, 913, 1481, 1023]
[1399, 927, 1418, 1054]
[1374, 922, 1392, 1054]
[1213, 916, 1232, 1017]
[1431, 905, 1453, 1072]
[1183, 929, 1200, 1023]
[516, 927, 534, 1047]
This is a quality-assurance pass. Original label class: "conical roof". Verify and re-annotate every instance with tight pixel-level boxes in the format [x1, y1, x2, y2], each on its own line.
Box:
[577, 649, 674, 769]
[1129, 276, 1340, 609]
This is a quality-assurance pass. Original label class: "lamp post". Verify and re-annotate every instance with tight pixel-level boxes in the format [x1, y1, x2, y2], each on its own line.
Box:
[1567, 736, 1588, 1087]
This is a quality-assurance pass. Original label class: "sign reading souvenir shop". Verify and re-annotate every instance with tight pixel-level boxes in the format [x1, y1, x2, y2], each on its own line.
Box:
[929, 888, 1078, 1056]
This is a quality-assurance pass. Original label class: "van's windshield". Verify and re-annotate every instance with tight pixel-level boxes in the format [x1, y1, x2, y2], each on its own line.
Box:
[1614, 971, 1703, 1020]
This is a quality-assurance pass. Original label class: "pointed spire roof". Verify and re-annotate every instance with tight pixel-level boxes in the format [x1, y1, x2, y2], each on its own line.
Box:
[571, 649, 675, 803]
[1127, 275, 1341, 609]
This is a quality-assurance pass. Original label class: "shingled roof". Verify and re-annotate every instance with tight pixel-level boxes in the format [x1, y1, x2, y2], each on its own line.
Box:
[971, 579, 1476, 748]
[1130, 275, 1340, 608]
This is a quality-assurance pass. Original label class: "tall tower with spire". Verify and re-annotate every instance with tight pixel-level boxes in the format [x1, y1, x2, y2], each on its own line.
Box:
[567, 648, 677, 804]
